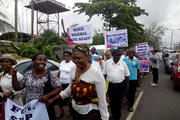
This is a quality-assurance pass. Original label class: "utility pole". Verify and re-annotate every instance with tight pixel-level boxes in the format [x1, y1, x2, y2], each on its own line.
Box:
[15, 0, 18, 42]
[170, 30, 174, 49]
[31, 0, 34, 37]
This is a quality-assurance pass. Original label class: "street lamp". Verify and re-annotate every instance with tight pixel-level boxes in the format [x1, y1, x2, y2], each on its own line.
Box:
[166, 28, 180, 49]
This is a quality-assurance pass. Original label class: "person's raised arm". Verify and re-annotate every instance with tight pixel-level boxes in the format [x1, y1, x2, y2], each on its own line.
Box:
[10, 66, 23, 91]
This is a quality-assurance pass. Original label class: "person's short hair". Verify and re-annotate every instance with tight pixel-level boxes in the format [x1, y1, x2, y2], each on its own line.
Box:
[32, 53, 45, 61]
[112, 49, 122, 56]
[154, 49, 158, 53]
[63, 51, 72, 56]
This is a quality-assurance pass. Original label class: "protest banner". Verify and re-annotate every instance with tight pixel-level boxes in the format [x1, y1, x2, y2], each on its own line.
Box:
[104, 29, 128, 48]
[67, 24, 93, 45]
[135, 42, 149, 58]
[4, 99, 49, 120]
[135, 42, 150, 72]
[139, 57, 149, 72]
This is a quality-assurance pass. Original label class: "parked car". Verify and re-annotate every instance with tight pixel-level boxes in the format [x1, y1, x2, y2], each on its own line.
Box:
[164, 53, 178, 73]
[170, 54, 180, 88]
[14, 59, 60, 75]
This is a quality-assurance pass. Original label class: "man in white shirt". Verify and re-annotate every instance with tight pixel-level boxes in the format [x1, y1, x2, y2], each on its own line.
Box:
[103, 49, 130, 120]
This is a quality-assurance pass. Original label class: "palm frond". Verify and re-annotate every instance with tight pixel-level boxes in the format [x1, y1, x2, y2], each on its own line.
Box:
[0, 19, 14, 33]
[0, 11, 7, 19]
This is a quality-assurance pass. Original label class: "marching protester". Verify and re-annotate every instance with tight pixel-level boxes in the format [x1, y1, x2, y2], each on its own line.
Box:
[57, 51, 75, 118]
[47, 45, 109, 120]
[90, 47, 100, 62]
[0, 54, 25, 106]
[103, 49, 130, 120]
[102, 50, 112, 92]
[89, 52, 102, 72]
[150, 49, 160, 86]
[12, 53, 61, 120]
[123, 50, 140, 112]
[104, 50, 112, 61]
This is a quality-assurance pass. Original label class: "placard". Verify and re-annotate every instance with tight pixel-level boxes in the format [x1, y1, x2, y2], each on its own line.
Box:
[4, 99, 49, 120]
[67, 24, 93, 45]
[104, 29, 128, 48]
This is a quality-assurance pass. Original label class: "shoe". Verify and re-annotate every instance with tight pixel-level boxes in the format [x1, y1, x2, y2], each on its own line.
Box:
[150, 83, 158, 87]
[128, 107, 133, 112]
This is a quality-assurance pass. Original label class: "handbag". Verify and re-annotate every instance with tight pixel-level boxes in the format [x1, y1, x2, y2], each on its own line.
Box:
[43, 71, 56, 120]
[43, 71, 54, 96]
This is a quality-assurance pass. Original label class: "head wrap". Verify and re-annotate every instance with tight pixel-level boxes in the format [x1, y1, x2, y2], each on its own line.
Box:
[73, 45, 90, 56]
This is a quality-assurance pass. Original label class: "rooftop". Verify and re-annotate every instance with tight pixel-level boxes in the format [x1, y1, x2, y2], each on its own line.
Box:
[25, 0, 69, 14]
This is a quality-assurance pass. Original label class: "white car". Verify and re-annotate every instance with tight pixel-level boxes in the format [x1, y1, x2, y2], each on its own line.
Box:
[14, 59, 60, 75]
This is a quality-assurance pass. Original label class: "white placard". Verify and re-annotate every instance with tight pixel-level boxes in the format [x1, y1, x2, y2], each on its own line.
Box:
[5, 99, 49, 120]
[67, 24, 93, 45]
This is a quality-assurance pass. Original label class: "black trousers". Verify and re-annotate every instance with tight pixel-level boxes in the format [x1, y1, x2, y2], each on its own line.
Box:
[47, 104, 56, 120]
[152, 68, 159, 84]
[127, 80, 138, 108]
[108, 81, 126, 120]
[59, 83, 70, 106]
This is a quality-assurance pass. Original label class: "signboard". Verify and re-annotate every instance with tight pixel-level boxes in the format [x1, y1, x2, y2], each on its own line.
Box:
[135, 42, 149, 58]
[139, 57, 149, 72]
[104, 29, 128, 48]
[67, 24, 93, 45]
[4, 99, 49, 120]
[135, 42, 150, 72]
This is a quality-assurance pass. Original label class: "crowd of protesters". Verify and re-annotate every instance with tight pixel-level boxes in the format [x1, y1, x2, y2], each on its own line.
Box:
[0, 45, 160, 120]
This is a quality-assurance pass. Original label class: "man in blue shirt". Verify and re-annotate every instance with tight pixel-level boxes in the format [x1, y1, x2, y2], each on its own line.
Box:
[123, 50, 140, 112]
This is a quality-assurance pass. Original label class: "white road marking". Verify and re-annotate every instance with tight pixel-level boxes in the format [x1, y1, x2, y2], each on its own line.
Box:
[126, 91, 144, 120]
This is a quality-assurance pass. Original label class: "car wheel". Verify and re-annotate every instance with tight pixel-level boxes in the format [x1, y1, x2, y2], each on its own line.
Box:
[173, 84, 180, 91]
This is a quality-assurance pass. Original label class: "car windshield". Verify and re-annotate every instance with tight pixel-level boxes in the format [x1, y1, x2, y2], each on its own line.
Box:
[169, 53, 178, 60]
[15, 61, 59, 75]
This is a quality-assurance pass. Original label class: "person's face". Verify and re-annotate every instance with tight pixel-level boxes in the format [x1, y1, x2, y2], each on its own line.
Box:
[33, 54, 47, 71]
[90, 47, 96, 54]
[64, 53, 71, 63]
[129, 51, 134, 59]
[0, 59, 13, 72]
[105, 53, 111, 60]
[72, 51, 88, 70]
[113, 53, 121, 63]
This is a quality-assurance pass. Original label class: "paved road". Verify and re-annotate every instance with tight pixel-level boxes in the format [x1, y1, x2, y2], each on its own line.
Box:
[132, 63, 180, 120]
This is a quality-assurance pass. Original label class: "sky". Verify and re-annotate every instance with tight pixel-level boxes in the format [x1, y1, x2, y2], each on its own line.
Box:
[2, 0, 180, 48]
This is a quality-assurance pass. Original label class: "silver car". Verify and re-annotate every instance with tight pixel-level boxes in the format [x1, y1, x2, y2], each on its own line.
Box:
[14, 59, 60, 75]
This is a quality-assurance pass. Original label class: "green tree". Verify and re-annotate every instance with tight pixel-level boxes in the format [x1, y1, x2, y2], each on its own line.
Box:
[92, 30, 104, 45]
[40, 29, 61, 45]
[144, 23, 166, 49]
[74, 0, 148, 47]
[10, 43, 39, 58]
[10, 29, 62, 61]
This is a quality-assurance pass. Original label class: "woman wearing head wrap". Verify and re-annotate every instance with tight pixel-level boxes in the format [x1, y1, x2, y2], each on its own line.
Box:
[47, 45, 109, 120]
[0, 54, 24, 106]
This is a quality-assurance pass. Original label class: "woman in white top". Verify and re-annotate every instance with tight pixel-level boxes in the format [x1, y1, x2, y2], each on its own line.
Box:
[57, 51, 75, 118]
[0, 54, 24, 106]
[47, 45, 109, 120]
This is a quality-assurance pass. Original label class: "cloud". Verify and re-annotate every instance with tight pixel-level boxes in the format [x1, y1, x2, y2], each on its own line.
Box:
[136, 0, 180, 48]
